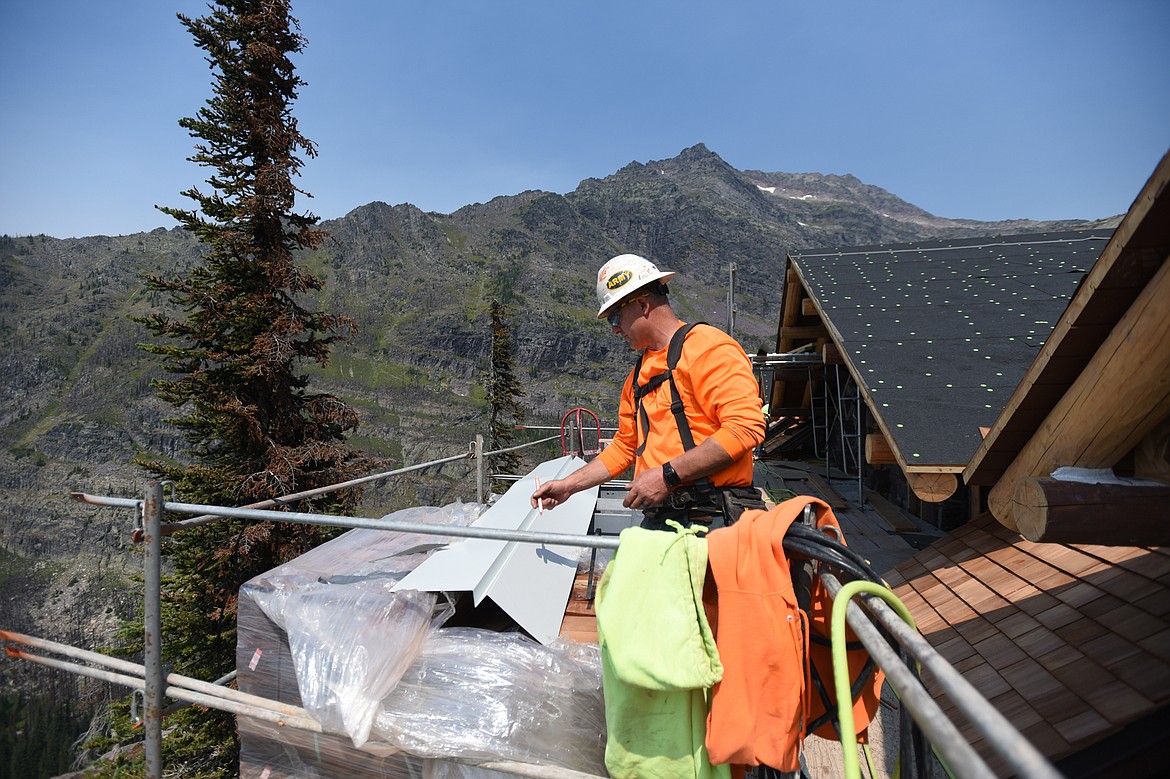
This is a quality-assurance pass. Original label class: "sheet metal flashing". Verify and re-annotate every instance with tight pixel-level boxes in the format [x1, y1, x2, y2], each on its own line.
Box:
[393, 455, 598, 645]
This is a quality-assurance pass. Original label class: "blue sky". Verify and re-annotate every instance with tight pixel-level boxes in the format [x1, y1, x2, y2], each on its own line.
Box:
[1, 0, 1167, 239]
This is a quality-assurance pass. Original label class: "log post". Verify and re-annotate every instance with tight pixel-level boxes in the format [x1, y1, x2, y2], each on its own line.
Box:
[1013, 477, 1170, 545]
[865, 433, 897, 465]
[908, 472, 959, 503]
[822, 342, 845, 365]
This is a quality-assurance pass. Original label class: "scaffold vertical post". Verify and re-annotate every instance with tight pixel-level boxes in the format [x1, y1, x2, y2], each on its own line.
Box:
[143, 482, 164, 779]
[475, 434, 485, 505]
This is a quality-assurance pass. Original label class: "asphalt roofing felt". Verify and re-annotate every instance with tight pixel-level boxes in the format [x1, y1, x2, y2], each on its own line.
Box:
[792, 229, 1114, 469]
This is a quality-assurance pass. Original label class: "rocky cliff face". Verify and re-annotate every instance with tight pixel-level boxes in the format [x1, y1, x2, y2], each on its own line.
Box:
[0, 144, 1117, 662]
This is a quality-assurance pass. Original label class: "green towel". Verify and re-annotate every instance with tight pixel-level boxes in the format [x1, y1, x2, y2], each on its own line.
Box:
[597, 522, 729, 779]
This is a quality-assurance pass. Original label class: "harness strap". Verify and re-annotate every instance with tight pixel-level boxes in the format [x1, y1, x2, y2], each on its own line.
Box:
[631, 322, 704, 459]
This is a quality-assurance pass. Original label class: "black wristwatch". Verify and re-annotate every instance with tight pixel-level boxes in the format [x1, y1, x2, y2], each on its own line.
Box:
[661, 461, 683, 489]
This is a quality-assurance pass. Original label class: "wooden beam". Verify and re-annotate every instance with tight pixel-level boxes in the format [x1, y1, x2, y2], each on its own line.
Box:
[1013, 477, 1170, 545]
[774, 259, 805, 407]
[1135, 415, 1170, 482]
[822, 342, 845, 365]
[865, 433, 897, 465]
[802, 297, 819, 317]
[778, 264, 804, 336]
[988, 251, 1170, 529]
[968, 484, 983, 522]
[908, 472, 958, 503]
[864, 490, 919, 531]
[805, 472, 849, 511]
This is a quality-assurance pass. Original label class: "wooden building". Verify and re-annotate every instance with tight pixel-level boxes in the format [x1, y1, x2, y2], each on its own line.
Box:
[773, 150, 1170, 775]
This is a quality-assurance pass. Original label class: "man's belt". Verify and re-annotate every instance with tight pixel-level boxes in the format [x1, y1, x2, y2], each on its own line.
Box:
[644, 484, 766, 527]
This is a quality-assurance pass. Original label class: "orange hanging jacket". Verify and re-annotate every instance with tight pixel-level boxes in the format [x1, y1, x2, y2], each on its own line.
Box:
[705, 496, 884, 769]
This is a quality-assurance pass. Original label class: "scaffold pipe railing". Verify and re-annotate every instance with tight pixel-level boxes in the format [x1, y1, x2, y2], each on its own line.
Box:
[822, 572, 1063, 779]
[99, 433, 561, 540]
[1, 630, 315, 729]
[72, 492, 622, 550]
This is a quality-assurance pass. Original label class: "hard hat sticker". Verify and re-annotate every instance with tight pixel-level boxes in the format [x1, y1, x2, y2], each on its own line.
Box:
[607, 270, 632, 290]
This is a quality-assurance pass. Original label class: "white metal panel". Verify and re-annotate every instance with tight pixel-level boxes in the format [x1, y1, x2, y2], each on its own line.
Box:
[392, 455, 598, 644]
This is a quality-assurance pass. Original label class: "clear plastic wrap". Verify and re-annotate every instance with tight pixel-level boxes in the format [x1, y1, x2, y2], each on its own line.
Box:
[254, 503, 485, 580]
[239, 503, 480, 748]
[248, 573, 452, 747]
[374, 627, 607, 775]
[238, 711, 422, 778]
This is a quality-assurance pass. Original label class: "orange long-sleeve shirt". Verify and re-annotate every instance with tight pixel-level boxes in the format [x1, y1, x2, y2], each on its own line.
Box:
[596, 323, 764, 486]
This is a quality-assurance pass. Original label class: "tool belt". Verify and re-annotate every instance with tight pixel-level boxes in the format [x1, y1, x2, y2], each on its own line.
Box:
[641, 484, 766, 532]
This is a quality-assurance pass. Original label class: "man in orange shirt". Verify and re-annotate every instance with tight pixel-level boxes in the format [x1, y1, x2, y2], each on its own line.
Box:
[531, 254, 765, 530]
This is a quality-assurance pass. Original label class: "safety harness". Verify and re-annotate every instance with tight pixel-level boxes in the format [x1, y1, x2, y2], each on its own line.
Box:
[630, 322, 764, 526]
[631, 321, 705, 462]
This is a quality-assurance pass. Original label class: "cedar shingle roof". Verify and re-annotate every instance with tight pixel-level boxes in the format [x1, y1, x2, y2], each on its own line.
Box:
[887, 513, 1170, 775]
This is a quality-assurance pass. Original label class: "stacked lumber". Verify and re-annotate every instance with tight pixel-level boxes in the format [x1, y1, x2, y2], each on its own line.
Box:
[760, 417, 814, 457]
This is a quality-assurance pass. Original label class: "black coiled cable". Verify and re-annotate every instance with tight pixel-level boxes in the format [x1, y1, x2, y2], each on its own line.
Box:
[766, 520, 932, 778]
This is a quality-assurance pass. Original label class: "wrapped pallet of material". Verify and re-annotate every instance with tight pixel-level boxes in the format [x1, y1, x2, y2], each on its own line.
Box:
[236, 499, 609, 778]
[237, 502, 481, 778]
[374, 627, 607, 776]
[247, 572, 453, 746]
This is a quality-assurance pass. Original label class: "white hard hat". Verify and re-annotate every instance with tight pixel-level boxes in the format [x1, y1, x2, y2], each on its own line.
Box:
[595, 254, 676, 319]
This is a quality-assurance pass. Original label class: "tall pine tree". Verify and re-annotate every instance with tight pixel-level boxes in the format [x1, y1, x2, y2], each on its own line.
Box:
[485, 300, 526, 490]
[131, 2, 375, 774]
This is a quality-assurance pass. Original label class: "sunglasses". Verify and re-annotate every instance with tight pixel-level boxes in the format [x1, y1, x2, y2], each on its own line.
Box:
[606, 296, 646, 327]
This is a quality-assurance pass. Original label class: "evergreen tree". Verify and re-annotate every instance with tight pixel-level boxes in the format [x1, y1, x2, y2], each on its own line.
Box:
[485, 300, 526, 490]
[0, 690, 90, 778]
[128, 2, 376, 775]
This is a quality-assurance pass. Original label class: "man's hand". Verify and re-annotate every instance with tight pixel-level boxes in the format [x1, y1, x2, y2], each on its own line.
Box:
[623, 466, 670, 510]
[529, 456, 616, 511]
[530, 478, 576, 511]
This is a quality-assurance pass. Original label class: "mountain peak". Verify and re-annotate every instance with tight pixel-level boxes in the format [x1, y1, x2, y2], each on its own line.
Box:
[677, 142, 717, 160]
